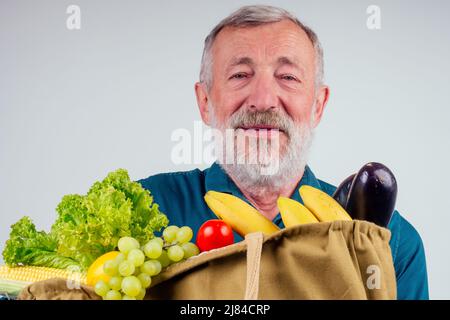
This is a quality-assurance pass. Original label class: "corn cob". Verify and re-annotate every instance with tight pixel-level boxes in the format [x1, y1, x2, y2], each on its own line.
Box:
[0, 265, 87, 296]
[0, 265, 87, 284]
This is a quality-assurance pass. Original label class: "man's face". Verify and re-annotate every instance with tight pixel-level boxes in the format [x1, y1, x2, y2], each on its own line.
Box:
[196, 19, 329, 191]
[207, 19, 322, 141]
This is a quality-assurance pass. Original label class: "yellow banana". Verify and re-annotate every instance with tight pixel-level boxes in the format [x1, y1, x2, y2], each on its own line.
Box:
[299, 185, 352, 222]
[204, 191, 280, 236]
[277, 196, 319, 227]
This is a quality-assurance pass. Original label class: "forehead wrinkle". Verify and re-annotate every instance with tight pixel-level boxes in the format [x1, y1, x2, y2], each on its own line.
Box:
[225, 56, 256, 73]
[224, 54, 307, 80]
[219, 31, 314, 78]
[275, 56, 306, 78]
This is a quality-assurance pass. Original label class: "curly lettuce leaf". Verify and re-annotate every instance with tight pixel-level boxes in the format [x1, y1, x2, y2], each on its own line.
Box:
[51, 190, 133, 269]
[50, 169, 168, 269]
[87, 169, 169, 244]
[3, 169, 168, 271]
[2, 217, 80, 269]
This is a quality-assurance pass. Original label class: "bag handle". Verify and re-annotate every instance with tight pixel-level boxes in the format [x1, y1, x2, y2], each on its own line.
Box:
[244, 232, 264, 300]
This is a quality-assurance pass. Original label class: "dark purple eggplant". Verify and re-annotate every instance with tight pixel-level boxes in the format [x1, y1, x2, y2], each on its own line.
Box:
[346, 162, 397, 227]
[332, 174, 356, 209]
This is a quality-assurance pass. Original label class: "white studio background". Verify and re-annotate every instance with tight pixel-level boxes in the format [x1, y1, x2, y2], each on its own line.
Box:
[1, 0, 449, 298]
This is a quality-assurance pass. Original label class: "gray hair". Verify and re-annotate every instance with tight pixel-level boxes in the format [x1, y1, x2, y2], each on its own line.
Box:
[199, 5, 324, 92]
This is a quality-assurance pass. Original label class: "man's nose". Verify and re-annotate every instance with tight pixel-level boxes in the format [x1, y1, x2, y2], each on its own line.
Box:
[246, 72, 279, 112]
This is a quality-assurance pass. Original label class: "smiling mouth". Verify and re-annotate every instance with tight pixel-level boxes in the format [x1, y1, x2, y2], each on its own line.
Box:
[237, 125, 284, 133]
[235, 125, 287, 139]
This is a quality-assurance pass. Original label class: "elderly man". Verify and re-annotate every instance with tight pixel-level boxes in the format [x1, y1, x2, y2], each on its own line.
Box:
[138, 5, 428, 299]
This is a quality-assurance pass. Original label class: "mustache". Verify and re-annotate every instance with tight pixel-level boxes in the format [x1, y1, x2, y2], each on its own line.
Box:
[228, 109, 293, 137]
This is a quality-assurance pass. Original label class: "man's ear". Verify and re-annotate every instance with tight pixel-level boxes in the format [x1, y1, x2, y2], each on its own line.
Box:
[195, 82, 210, 125]
[312, 85, 330, 128]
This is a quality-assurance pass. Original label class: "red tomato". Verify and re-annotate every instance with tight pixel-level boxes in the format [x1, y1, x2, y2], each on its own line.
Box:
[196, 219, 234, 252]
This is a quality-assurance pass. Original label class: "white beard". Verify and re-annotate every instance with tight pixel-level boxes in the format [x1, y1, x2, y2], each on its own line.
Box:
[209, 104, 315, 196]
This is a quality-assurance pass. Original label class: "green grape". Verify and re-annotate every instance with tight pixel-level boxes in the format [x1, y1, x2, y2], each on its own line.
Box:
[127, 249, 145, 267]
[141, 260, 162, 276]
[122, 295, 136, 300]
[104, 290, 122, 300]
[114, 252, 126, 265]
[103, 259, 118, 276]
[153, 237, 164, 247]
[176, 226, 193, 244]
[135, 288, 146, 300]
[131, 238, 140, 249]
[153, 260, 162, 275]
[94, 280, 109, 297]
[118, 260, 135, 277]
[167, 245, 184, 262]
[108, 276, 122, 291]
[121, 276, 142, 297]
[143, 241, 162, 259]
[157, 250, 171, 268]
[163, 226, 179, 243]
[181, 242, 200, 259]
[118, 237, 139, 254]
[133, 266, 141, 276]
[137, 273, 152, 288]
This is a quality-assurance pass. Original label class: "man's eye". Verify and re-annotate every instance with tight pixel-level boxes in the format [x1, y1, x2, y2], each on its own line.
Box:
[230, 73, 248, 80]
[280, 74, 298, 81]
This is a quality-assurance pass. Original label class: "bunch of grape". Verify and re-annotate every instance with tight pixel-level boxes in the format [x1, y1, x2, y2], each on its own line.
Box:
[94, 225, 200, 300]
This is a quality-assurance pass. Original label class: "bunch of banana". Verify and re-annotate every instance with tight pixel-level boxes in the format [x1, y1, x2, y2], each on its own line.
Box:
[204, 191, 280, 237]
[278, 185, 352, 227]
[203, 186, 352, 236]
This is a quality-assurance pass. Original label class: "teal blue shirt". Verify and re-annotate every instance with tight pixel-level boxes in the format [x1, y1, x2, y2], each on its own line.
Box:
[138, 162, 429, 300]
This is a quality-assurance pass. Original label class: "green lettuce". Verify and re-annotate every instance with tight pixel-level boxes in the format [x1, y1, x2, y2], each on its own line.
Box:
[3, 169, 169, 270]
[86, 169, 169, 245]
[2, 217, 80, 269]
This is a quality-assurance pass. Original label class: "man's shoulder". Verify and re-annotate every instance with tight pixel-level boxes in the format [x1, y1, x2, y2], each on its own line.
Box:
[137, 167, 206, 192]
[136, 167, 215, 229]
[389, 211, 426, 263]
[389, 210, 428, 299]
